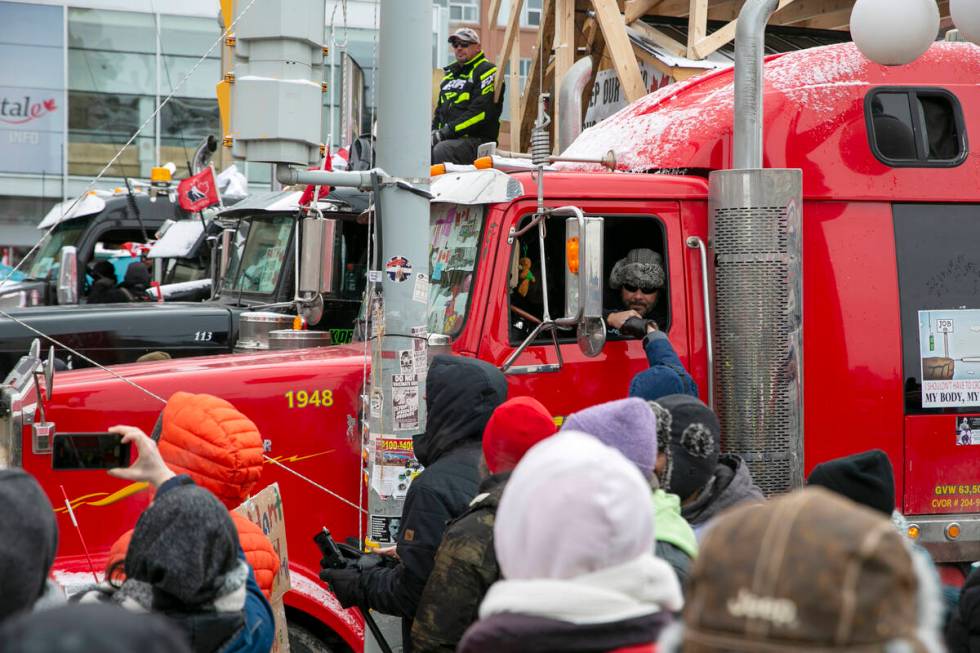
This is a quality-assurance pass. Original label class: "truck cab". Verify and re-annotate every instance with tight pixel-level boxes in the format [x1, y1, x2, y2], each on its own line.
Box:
[0, 188, 369, 376]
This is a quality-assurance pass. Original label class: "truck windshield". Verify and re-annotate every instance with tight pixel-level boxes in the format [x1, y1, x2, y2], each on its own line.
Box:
[428, 204, 484, 336]
[224, 214, 293, 295]
[21, 218, 92, 279]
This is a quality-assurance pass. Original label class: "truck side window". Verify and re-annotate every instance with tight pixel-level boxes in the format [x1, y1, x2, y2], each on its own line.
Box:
[508, 214, 669, 344]
[894, 204, 980, 412]
[866, 88, 966, 167]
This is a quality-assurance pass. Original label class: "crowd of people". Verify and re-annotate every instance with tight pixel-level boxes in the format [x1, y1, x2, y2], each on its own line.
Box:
[3, 292, 980, 652]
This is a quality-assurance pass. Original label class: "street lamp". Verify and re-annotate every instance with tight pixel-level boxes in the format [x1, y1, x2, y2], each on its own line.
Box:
[951, 0, 980, 44]
[850, 0, 940, 65]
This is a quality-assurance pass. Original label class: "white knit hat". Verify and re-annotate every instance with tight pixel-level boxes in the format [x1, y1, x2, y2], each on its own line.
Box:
[494, 430, 655, 580]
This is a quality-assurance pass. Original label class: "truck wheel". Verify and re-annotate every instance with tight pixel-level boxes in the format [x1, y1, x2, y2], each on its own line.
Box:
[287, 621, 347, 653]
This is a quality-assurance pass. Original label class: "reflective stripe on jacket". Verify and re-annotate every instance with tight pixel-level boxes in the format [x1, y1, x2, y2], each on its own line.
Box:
[433, 51, 502, 142]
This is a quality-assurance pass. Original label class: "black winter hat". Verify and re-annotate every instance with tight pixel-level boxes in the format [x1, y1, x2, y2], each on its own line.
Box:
[0, 603, 191, 653]
[126, 482, 240, 608]
[0, 469, 58, 622]
[807, 448, 895, 515]
[648, 394, 720, 502]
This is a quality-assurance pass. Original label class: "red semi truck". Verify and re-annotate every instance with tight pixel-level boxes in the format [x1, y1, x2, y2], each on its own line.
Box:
[3, 41, 980, 650]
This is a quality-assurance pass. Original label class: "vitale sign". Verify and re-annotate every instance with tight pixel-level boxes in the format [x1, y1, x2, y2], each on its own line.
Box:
[0, 96, 58, 125]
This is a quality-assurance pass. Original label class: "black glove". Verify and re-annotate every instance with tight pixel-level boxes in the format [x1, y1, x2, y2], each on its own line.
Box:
[621, 316, 656, 339]
[319, 567, 365, 608]
[431, 130, 443, 147]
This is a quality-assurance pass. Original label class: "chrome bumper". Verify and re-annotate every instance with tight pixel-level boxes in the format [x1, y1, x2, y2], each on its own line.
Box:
[907, 513, 980, 563]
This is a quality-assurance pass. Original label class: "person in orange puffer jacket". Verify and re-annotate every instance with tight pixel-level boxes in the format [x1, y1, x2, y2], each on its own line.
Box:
[106, 392, 279, 598]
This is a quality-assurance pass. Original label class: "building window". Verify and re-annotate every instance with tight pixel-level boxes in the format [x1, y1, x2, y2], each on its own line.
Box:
[435, 0, 480, 24]
[496, 0, 543, 27]
[865, 87, 967, 167]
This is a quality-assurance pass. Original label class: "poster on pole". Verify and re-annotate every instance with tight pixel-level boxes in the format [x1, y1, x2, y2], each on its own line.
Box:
[919, 309, 980, 408]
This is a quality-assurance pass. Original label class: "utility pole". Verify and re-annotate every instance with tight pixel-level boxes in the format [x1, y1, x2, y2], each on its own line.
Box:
[364, 3, 433, 647]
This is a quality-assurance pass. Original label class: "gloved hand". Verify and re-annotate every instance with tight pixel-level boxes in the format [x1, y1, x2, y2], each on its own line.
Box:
[319, 567, 365, 609]
[621, 316, 657, 339]
[431, 130, 443, 147]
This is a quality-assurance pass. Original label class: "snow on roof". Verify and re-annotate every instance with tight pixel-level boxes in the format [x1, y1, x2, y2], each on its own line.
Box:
[561, 42, 979, 172]
[148, 220, 204, 259]
[37, 191, 110, 230]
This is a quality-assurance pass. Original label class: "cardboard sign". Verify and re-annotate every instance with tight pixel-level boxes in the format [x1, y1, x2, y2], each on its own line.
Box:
[235, 483, 291, 653]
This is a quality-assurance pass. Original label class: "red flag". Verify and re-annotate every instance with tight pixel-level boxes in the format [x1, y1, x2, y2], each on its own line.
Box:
[299, 151, 332, 208]
[177, 167, 220, 212]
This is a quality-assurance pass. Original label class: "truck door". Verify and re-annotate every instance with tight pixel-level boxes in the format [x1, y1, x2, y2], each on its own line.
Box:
[477, 201, 692, 421]
[894, 203, 980, 559]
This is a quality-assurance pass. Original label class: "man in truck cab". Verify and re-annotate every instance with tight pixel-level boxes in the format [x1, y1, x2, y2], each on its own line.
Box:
[605, 248, 667, 338]
[431, 28, 502, 165]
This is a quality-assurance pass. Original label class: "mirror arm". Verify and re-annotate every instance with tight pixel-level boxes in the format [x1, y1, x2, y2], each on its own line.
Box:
[507, 212, 546, 244]
[501, 319, 565, 374]
[551, 206, 586, 328]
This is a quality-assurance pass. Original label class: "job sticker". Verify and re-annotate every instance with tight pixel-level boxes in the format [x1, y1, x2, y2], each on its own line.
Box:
[955, 417, 980, 446]
[385, 256, 412, 283]
[918, 309, 980, 408]
[413, 272, 429, 304]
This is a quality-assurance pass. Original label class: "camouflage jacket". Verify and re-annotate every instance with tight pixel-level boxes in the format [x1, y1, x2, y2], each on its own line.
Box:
[411, 473, 507, 653]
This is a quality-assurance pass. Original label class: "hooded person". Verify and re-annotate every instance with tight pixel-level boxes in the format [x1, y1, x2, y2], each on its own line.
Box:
[75, 425, 274, 653]
[458, 431, 683, 653]
[86, 260, 119, 303]
[117, 261, 150, 301]
[0, 469, 62, 623]
[105, 392, 279, 599]
[0, 603, 192, 653]
[320, 354, 508, 652]
[658, 487, 946, 653]
[563, 398, 698, 591]
[412, 396, 558, 653]
[648, 394, 763, 535]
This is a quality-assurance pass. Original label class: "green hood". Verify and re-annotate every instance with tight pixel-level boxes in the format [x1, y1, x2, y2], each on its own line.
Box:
[652, 488, 698, 559]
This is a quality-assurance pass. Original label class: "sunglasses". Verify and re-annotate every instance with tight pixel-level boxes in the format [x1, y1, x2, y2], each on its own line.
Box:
[623, 284, 658, 294]
[450, 40, 474, 48]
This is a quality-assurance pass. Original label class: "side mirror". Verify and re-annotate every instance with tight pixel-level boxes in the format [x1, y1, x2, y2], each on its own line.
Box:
[299, 217, 338, 296]
[56, 246, 78, 305]
[216, 228, 234, 286]
[565, 216, 605, 356]
[44, 346, 55, 398]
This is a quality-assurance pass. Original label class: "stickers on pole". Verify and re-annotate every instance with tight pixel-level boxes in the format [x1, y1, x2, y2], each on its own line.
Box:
[368, 270, 383, 283]
[413, 272, 429, 304]
[369, 514, 402, 544]
[369, 434, 420, 500]
[955, 417, 980, 446]
[919, 309, 980, 408]
[392, 373, 420, 431]
[385, 256, 412, 283]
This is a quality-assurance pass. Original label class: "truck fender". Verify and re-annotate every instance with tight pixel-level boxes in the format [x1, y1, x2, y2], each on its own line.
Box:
[286, 562, 365, 652]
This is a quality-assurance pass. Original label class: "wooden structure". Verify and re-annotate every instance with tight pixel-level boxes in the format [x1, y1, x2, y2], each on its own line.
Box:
[491, 0, 955, 151]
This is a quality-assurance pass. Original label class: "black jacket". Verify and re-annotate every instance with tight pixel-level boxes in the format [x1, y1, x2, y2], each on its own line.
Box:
[947, 566, 980, 652]
[359, 355, 508, 635]
[433, 52, 502, 143]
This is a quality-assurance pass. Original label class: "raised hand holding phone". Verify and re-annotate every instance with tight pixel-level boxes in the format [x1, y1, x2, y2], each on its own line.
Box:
[106, 425, 175, 489]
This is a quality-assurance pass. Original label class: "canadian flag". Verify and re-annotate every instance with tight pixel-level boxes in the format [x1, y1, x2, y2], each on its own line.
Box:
[299, 150, 332, 207]
[177, 167, 220, 212]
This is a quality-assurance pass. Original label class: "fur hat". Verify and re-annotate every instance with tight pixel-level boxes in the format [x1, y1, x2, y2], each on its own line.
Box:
[807, 449, 895, 515]
[666, 487, 941, 653]
[482, 396, 557, 474]
[609, 248, 665, 291]
[647, 394, 719, 501]
[562, 397, 658, 479]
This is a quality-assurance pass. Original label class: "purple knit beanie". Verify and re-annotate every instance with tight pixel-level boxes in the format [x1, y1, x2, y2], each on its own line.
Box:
[561, 397, 657, 478]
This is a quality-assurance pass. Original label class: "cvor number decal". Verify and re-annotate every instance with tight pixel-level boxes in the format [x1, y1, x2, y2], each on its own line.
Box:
[285, 389, 334, 409]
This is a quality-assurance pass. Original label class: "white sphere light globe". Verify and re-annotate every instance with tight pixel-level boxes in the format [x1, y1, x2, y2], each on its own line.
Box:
[850, 0, 940, 65]
[952, 0, 980, 44]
